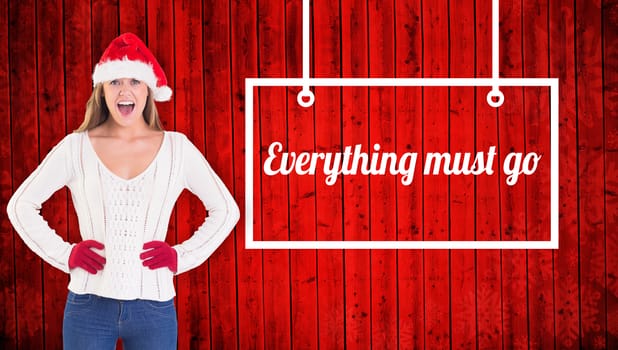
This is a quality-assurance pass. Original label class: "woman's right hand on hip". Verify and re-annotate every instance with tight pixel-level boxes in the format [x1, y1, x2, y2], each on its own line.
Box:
[68, 240, 106, 274]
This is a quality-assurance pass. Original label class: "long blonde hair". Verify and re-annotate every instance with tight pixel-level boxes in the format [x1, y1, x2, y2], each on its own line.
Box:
[75, 84, 163, 132]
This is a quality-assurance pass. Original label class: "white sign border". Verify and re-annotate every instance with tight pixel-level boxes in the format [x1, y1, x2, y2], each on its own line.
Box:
[244, 77, 559, 250]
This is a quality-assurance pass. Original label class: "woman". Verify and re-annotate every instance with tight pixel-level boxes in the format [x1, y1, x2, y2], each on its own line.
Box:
[6, 33, 240, 349]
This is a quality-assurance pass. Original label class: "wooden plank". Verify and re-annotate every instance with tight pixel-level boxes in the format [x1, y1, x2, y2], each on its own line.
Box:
[202, 0, 238, 348]
[0, 0, 16, 347]
[63, 0, 92, 138]
[119, 0, 146, 38]
[448, 0, 477, 348]
[603, 1, 618, 348]
[91, 0, 119, 67]
[312, 0, 345, 348]
[497, 0, 529, 348]
[146, 1, 174, 129]
[522, 1, 555, 348]
[367, 0, 397, 348]
[475, 0, 504, 347]
[394, 0, 424, 348]
[341, 0, 371, 347]
[257, 0, 291, 347]
[284, 0, 319, 349]
[36, 0, 67, 348]
[575, 0, 606, 348]
[550, 0, 580, 347]
[9, 0, 43, 347]
[172, 1, 209, 348]
[230, 0, 265, 347]
[422, 0, 450, 348]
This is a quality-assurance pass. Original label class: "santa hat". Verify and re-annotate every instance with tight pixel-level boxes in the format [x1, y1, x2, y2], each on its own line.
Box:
[92, 33, 172, 102]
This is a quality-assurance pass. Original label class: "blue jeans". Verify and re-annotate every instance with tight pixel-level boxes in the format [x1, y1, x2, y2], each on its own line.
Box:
[63, 291, 177, 349]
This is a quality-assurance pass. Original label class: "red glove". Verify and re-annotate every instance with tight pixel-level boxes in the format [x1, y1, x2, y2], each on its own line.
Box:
[140, 241, 178, 273]
[68, 240, 106, 274]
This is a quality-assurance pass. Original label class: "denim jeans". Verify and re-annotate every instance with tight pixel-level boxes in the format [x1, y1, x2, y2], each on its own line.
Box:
[63, 291, 178, 349]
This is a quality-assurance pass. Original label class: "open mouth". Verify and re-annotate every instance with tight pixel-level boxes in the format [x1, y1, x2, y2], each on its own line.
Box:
[117, 101, 135, 116]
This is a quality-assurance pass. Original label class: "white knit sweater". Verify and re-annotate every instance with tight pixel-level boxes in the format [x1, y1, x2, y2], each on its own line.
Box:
[7, 131, 240, 301]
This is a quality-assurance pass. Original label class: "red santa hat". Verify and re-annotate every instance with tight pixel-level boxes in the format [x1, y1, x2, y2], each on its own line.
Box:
[92, 33, 172, 102]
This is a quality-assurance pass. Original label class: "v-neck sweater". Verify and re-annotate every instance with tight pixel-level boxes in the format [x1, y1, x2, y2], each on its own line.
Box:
[7, 131, 240, 301]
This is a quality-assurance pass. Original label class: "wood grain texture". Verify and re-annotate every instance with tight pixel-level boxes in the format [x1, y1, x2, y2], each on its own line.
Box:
[368, 0, 398, 348]
[498, 1, 529, 348]
[523, 1, 555, 349]
[91, 0, 118, 68]
[285, 1, 320, 349]
[394, 1, 425, 348]
[575, 0, 607, 349]
[146, 0, 174, 130]
[258, 0, 292, 348]
[550, 0, 580, 347]
[313, 1, 345, 349]
[475, 0, 504, 348]
[422, 1, 451, 348]
[0, 0, 16, 348]
[449, 0, 477, 348]
[341, 0, 371, 347]
[203, 0, 239, 348]
[9, 0, 43, 348]
[603, 1, 618, 349]
[0, 1, 615, 349]
[230, 0, 265, 348]
[119, 0, 146, 38]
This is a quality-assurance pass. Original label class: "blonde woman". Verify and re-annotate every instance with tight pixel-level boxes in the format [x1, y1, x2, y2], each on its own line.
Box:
[7, 33, 240, 349]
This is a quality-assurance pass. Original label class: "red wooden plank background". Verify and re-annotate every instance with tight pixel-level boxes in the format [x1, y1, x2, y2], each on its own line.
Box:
[1, 0, 617, 349]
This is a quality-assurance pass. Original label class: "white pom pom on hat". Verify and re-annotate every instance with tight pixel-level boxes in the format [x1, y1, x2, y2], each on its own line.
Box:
[92, 33, 172, 102]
